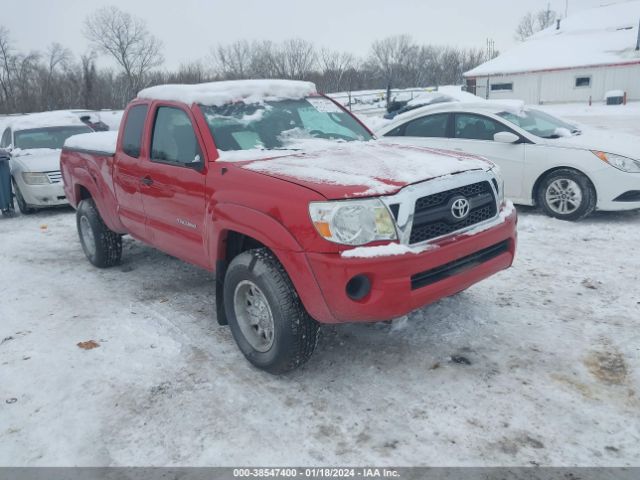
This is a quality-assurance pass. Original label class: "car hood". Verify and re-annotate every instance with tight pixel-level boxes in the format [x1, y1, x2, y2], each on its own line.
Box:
[221, 141, 492, 199]
[541, 129, 640, 159]
[10, 148, 62, 172]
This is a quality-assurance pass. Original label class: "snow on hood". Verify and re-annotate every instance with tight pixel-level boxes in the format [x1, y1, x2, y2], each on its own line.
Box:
[10, 148, 61, 172]
[138, 80, 317, 106]
[543, 128, 640, 159]
[64, 131, 118, 154]
[229, 141, 491, 198]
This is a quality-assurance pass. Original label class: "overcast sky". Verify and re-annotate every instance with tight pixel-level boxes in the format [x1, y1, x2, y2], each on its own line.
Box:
[5, 0, 609, 69]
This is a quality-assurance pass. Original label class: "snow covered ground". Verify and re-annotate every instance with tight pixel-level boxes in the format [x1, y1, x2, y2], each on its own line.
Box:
[1, 202, 639, 466]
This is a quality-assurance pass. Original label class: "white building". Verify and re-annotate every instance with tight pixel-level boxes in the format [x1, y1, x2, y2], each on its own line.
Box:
[464, 1, 640, 104]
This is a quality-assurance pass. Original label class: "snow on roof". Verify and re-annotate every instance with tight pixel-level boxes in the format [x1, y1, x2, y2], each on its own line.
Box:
[7, 111, 86, 131]
[137, 79, 317, 106]
[64, 131, 118, 155]
[465, 1, 640, 77]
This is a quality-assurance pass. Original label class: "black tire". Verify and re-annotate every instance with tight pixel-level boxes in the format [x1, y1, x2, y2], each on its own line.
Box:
[13, 179, 36, 215]
[76, 198, 122, 268]
[223, 248, 319, 374]
[536, 169, 596, 221]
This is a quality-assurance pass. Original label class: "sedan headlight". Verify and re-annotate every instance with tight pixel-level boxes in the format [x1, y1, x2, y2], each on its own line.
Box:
[22, 172, 50, 185]
[593, 151, 640, 173]
[309, 199, 397, 246]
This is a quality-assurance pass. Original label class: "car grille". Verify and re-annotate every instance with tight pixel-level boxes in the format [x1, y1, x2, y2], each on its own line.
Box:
[409, 181, 497, 244]
[46, 171, 62, 184]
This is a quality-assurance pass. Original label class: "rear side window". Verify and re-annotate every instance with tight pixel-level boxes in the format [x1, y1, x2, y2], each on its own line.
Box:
[403, 114, 449, 138]
[151, 107, 201, 166]
[122, 104, 148, 158]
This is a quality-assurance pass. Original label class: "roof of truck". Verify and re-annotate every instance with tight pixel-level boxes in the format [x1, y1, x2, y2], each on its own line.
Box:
[137, 79, 317, 106]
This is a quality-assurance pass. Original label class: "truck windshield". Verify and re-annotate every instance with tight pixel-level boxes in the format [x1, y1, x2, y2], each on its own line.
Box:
[200, 97, 372, 151]
[14, 126, 93, 150]
[498, 109, 579, 139]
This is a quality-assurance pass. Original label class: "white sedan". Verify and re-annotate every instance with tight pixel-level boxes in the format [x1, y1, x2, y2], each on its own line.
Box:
[376, 102, 640, 220]
[0, 113, 92, 214]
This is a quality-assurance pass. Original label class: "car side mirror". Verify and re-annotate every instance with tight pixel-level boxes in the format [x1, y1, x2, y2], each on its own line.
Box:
[494, 132, 520, 144]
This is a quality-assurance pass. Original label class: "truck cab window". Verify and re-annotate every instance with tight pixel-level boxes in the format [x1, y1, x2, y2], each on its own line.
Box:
[122, 104, 148, 158]
[151, 107, 201, 166]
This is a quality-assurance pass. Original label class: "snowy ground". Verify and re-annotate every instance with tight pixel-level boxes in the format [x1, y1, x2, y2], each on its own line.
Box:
[1, 204, 639, 466]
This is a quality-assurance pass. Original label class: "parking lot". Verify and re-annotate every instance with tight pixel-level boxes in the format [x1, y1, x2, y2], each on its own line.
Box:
[1, 197, 639, 465]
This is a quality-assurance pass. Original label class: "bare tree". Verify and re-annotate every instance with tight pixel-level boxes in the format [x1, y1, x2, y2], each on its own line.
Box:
[269, 39, 317, 80]
[318, 49, 356, 92]
[515, 6, 558, 41]
[368, 35, 417, 88]
[211, 40, 253, 79]
[84, 6, 163, 98]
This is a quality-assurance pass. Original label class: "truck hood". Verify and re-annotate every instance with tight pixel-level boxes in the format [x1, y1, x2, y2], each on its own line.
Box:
[540, 129, 640, 159]
[221, 141, 492, 199]
[10, 148, 61, 172]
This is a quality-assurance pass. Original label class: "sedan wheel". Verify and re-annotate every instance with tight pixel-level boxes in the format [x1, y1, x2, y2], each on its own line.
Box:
[537, 169, 596, 221]
[544, 179, 583, 215]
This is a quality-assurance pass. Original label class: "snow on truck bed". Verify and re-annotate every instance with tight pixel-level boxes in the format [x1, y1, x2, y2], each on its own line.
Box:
[64, 131, 118, 155]
[138, 79, 317, 106]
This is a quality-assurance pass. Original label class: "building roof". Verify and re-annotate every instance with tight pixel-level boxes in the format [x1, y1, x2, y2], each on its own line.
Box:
[465, 1, 640, 77]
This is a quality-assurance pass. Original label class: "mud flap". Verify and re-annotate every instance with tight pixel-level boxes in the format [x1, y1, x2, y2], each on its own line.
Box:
[215, 260, 228, 325]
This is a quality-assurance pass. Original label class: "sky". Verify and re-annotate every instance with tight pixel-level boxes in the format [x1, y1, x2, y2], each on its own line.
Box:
[3, 0, 611, 70]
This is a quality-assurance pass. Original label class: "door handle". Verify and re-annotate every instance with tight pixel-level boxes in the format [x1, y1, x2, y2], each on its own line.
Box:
[140, 176, 154, 186]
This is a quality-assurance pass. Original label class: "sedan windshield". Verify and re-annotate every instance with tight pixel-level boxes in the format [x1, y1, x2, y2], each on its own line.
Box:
[498, 109, 579, 139]
[14, 126, 93, 150]
[200, 97, 372, 151]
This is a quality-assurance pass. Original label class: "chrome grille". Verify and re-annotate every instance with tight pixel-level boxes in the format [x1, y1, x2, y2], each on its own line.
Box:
[409, 181, 497, 244]
[46, 171, 62, 184]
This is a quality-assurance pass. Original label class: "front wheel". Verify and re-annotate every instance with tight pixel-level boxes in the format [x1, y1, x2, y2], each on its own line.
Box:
[76, 198, 122, 268]
[13, 180, 35, 215]
[223, 248, 319, 374]
[537, 169, 596, 221]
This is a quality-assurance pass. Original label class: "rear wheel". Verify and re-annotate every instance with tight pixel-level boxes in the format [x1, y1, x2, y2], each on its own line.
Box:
[13, 180, 35, 215]
[537, 169, 596, 221]
[223, 248, 319, 374]
[76, 198, 122, 268]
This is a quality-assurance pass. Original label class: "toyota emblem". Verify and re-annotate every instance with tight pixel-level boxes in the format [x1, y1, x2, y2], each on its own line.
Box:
[451, 197, 470, 220]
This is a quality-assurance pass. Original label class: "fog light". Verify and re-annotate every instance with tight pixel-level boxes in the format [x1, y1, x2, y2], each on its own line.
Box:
[346, 275, 371, 301]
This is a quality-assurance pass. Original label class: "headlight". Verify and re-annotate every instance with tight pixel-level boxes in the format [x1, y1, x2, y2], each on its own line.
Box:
[593, 151, 640, 173]
[309, 199, 397, 246]
[22, 172, 50, 185]
[490, 166, 505, 204]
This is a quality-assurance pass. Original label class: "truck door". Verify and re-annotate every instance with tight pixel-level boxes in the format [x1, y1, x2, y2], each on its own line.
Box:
[113, 104, 150, 241]
[139, 104, 207, 267]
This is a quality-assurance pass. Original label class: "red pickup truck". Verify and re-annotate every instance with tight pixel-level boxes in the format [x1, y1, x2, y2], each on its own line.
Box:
[60, 80, 517, 373]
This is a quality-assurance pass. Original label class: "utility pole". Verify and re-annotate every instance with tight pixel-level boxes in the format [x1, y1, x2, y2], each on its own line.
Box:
[565, 0, 569, 18]
[636, 18, 640, 51]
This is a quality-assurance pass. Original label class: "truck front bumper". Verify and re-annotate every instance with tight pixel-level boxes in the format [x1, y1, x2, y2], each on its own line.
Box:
[301, 207, 517, 324]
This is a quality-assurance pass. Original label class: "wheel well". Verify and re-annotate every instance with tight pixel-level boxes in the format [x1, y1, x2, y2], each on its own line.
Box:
[215, 230, 267, 326]
[78, 185, 92, 201]
[532, 167, 596, 206]
[223, 230, 267, 264]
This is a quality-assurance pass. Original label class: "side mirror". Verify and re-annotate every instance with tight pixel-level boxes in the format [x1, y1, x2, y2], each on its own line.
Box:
[494, 131, 520, 144]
